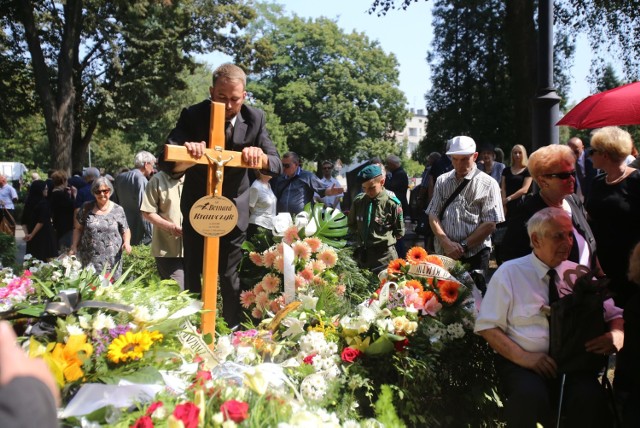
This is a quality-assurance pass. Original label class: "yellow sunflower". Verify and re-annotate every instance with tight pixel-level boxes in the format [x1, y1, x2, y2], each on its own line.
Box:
[107, 330, 163, 364]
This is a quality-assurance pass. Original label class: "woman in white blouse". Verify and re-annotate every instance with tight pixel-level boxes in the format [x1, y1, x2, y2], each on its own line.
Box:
[248, 170, 277, 241]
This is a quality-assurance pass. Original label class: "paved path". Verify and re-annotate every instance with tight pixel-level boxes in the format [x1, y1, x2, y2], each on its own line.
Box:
[14, 225, 26, 266]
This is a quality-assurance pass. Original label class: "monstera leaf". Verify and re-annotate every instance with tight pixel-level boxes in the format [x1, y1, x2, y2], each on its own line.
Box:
[302, 203, 348, 248]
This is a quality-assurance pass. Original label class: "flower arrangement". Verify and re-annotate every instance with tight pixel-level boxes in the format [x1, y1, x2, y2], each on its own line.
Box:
[1, 234, 501, 426]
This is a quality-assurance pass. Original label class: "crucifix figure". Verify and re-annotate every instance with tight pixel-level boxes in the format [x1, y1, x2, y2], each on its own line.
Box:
[164, 64, 282, 345]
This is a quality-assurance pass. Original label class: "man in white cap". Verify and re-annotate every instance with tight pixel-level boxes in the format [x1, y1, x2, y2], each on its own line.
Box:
[425, 136, 504, 284]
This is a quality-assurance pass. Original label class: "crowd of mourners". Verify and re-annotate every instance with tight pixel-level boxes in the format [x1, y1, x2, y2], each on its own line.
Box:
[1, 63, 639, 427]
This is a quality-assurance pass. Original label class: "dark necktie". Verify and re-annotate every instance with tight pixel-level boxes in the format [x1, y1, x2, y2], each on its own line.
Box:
[225, 121, 233, 149]
[547, 268, 560, 304]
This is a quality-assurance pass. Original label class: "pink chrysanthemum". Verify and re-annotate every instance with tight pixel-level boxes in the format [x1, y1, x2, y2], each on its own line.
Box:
[251, 307, 264, 319]
[317, 248, 338, 268]
[263, 250, 277, 268]
[310, 260, 327, 273]
[269, 295, 285, 313]
[299, 267, 314, 282]
[311, 275, 325, 287]
[254, 291, 270, 310]
[273, 255, 285, 273]
[295, 275, 307, 289]
[262, 274, 281, 294]
[402, 287, 424, 310]
[253, 283, 264, 295]
[249, 252, 263, 266]
[303, 237, 323, 253]
[239, 290, 256, 309]
[282, 226, 300, 245]
[292, 241, 312, 261]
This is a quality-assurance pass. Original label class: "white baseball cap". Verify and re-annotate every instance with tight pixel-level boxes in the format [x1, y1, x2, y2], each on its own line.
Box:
[446, 136, 477, 156]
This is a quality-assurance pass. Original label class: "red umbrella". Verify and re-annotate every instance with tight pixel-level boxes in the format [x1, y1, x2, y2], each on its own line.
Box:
[556, 81, 640, 129]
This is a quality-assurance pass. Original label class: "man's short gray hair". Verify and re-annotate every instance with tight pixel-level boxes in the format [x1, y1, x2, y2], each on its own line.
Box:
[134, 151, 156, 169]
[83, 167, 100, 180]
[526, 207, 570, 239]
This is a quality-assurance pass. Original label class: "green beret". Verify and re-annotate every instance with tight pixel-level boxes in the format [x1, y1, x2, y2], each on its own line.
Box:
[358, 164, 382, 183]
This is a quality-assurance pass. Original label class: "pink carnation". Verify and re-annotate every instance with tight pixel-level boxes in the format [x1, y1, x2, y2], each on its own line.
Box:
[303, 237, 323, 252]
[318, 249, 338, 268]
[422, 295, 443, 316]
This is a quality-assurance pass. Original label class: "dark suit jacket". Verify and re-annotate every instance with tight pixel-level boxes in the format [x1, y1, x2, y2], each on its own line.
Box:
[502, 192, 598, 269]
[166, 101, 281, 231]
[577, 152, 597, 201]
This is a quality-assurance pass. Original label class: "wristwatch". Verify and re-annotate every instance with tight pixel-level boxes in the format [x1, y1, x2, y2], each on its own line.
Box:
[460, 240, 468, 251]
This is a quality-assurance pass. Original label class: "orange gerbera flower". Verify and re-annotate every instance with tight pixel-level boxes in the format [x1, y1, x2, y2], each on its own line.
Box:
[405, 279, 424, 293]
[438, 280, 460, 304]
[420, 290, 436, 305]
[406, 247, 429, 265]
[425, 255, 445, 268]
[387, 258, 407, 275]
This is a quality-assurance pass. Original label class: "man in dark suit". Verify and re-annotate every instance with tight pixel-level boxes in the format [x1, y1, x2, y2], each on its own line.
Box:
[167, 63, 282, 327]
[567, 137, 597, 203]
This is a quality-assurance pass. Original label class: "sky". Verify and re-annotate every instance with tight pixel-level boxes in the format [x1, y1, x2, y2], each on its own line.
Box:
[200, 0, 619, 109]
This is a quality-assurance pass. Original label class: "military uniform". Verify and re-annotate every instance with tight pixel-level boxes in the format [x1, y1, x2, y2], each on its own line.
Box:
[348, 188, 405, 272]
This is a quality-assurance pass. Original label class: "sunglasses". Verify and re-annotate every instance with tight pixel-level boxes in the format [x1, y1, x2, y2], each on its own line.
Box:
[543, 170, 576, 180]
[94, 189, 111, 195]
[586, 148, 599, 156]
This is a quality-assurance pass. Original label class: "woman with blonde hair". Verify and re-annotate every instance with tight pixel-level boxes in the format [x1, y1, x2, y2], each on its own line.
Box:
[586, 126, 640, 307]
[501, 144, 600, 272]
[501, 144, 533, 214]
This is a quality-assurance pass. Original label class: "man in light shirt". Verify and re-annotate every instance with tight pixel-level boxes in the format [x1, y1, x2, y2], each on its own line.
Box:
[475, 207, 623, 427]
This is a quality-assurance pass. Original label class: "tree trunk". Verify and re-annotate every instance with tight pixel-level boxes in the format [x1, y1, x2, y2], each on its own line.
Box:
[504, 0, 537, 152]
[15, 0, 82, 174]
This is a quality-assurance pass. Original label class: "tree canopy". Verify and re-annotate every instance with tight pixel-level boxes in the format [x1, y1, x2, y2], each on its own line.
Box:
[241, 15, 409, 164]
[1, 0, 256, 172]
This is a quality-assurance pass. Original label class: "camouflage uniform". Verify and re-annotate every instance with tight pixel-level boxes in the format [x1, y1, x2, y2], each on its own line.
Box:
[348, 188, 405, 272]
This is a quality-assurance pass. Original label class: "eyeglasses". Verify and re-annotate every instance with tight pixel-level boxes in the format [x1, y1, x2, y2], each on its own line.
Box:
[586, 148, 599, 156]
[94, 189, 111, 195]
[543, 170, 576, 180]
[282, 163, 291, 169]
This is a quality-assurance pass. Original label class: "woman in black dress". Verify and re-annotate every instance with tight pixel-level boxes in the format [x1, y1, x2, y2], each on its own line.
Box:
[21, 180, 57, 261]
[586, 126, 640, 307]
[49, 170, 74, 252]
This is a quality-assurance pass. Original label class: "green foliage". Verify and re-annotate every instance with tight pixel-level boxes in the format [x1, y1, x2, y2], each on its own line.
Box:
[243, 14, 409, 163]
[0, 234, 17, 269]
[3, 0, 257, 171]
[121, 245, 159, 281]
[374, 385, 406, 428]
[301, 202, 348, 248]
[0, 116, 50, 170]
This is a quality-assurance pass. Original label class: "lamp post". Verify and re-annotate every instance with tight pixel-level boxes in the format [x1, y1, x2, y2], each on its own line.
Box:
[532, 0, 561, 150]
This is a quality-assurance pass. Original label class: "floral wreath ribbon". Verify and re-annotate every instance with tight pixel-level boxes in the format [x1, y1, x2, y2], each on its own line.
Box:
[45, 289, 133, 316]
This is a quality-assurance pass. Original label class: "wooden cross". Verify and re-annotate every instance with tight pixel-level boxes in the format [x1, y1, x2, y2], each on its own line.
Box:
[165, 101, 259, 347]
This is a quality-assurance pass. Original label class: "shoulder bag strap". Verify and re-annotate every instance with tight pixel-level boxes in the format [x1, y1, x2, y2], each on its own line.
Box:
[438, 168, 480, 220]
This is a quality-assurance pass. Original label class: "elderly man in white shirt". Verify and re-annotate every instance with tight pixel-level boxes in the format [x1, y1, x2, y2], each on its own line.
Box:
[475, 207, 623, 427]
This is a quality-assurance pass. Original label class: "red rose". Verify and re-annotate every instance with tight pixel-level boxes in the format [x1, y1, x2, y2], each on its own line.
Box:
[303, 353, 317, 365]
[145, 401, 163, 416]
[172, 402, 200, 428]
[340, 347, 363, 363]
[220, 399, 250, 423]
[394, 338, 409, 352]
[132, 415, 154, 428]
